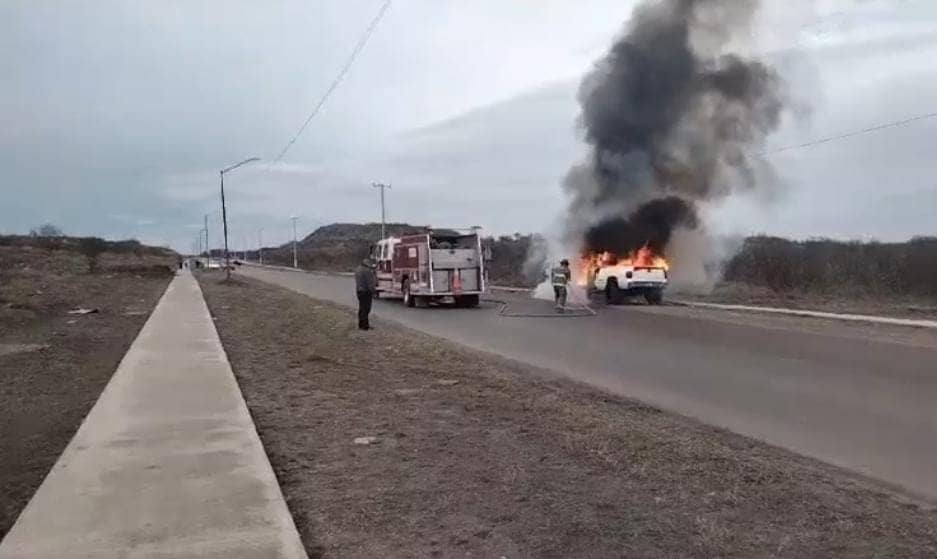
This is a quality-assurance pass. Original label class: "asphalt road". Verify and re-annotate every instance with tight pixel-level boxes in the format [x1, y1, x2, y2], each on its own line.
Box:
[240, 266, 937, 502]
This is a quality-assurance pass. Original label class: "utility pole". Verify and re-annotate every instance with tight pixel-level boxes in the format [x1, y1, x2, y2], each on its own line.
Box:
[204, 214, 210, 266]
[220, 170, 229, 277]
[291, 216, 299, 269]
[372, 182, 391, 239]
[258, 228, 264, 265]
[219, 157, 259, 280]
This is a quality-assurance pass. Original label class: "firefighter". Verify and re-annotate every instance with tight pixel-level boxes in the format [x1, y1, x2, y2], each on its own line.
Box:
[355, 258, 377, 330]
[552, 259, 571, 313]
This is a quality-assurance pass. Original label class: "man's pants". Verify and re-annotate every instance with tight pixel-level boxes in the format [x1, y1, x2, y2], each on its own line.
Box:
[357, 290, 373, 329]
[553, 286, 567, 309]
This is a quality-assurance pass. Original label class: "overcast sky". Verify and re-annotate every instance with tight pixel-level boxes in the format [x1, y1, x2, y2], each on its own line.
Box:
[2, 0, 936, 250]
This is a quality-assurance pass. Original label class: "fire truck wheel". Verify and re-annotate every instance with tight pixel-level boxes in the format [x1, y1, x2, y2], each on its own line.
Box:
[403, 280, 416, 307]
[456, 295, 479, 308]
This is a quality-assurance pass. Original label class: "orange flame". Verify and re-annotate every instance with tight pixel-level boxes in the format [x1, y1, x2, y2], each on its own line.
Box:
[576, 245, 670, 286]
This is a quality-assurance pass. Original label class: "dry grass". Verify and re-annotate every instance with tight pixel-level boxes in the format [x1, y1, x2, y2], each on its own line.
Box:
[0, 245, 172, 538]
[677, 281, 937, 319]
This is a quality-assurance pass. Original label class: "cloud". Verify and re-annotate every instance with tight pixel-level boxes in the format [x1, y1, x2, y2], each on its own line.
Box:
[1, 0, 935, 248]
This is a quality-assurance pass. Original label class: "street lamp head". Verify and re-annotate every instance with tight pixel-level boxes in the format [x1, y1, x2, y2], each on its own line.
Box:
[221, 157, 261, 174]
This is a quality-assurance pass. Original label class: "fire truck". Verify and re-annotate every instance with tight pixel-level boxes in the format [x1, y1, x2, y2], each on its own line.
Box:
[372, 228, 487, 308]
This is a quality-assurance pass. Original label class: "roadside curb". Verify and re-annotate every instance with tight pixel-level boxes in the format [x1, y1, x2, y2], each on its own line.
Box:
[671, 300, 937, 330]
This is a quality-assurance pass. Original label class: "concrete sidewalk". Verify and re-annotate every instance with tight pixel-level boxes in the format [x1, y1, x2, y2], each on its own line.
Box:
[0, 272, 306, 559]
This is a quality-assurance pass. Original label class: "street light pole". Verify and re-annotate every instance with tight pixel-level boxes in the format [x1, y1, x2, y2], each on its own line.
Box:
[372, 182, 391, 239]
[219, 157, 260, 280]
[258, 228, 264, 265]
[290, 216, 299, 268]
[204, 214, 209, 266]
[220, 170, 228, 276]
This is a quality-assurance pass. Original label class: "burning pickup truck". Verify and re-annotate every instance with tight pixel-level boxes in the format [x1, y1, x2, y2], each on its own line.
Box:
[581, 246, 668, 305]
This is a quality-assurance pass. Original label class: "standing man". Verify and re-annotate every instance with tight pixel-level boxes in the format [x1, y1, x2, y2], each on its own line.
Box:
[355, 258, 377, 330]
[552, 259, 571, 313]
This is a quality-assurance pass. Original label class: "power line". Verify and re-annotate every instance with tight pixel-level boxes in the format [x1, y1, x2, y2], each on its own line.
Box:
[273, 0, 392, 164]
[763, 110, 937, 156]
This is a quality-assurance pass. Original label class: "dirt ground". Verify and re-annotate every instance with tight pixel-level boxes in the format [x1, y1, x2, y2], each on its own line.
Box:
[0, 246, 173, 538]
[673, 282, 937, 320]
[199, 273, 937, 558]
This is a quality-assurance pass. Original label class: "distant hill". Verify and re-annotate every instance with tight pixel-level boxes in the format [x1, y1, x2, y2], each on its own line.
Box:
[261, 223, 427, 272]
[297, 223, 427, 246]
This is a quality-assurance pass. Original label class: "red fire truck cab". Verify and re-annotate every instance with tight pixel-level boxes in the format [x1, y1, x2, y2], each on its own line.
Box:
[372, 228, 486, 308]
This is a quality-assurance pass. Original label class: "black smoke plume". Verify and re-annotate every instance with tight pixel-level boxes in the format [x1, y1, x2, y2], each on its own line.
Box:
[565, 0, 784, 257]
[584, 196, 697, 256]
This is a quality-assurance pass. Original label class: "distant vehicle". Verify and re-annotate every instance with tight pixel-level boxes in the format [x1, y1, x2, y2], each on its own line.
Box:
[372, 228, 486, 308]
[584, 247, 668, 305]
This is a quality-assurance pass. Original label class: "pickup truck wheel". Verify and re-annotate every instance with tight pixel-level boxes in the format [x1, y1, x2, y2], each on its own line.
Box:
[606, 279, 624, 305]
[644, 289, 663, 305]
[403, 280, 415, 307]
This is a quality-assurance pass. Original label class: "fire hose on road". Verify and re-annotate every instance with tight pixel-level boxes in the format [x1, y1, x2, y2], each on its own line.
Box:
[485, 287, 597, 318]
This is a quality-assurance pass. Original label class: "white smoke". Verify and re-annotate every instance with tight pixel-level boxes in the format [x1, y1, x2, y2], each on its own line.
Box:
[665, 227, 744, 294]
[525, 230, 589, 302]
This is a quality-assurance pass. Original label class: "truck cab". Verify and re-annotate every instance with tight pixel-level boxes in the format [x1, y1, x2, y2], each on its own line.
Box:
[373, 236, 400, 292]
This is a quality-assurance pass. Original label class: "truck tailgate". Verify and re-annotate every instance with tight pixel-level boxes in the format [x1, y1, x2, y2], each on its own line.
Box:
[632, 267, 666, 283]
